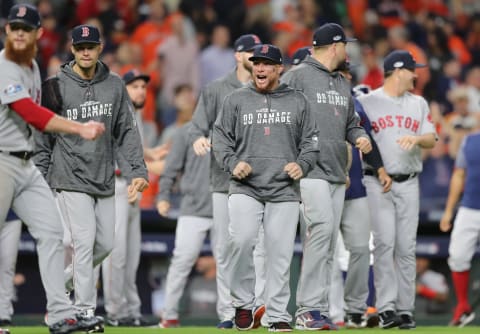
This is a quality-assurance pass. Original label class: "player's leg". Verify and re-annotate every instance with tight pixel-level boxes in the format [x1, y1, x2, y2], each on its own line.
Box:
[0, 218, 22, 323]
[341, 197, 370, 326]
[12, 168, 76, 323]
[253, 223, 266, 308]
[393, 180, 419, 328]
[329, 234, 347, 326]
[93, 195, 115, 267]
[211, 192, 235, 324]
[55, 191, 98, 314]
[296, 178, 344, 329]
[262, 201, 298, 330]
[102, 177, 129, 322]
[124, 201, 143, 322]
[447, 207, 480, 325]
[228, 194, 264, 329]
[363, 176, 401, 328]
[162, 215, 213, 323]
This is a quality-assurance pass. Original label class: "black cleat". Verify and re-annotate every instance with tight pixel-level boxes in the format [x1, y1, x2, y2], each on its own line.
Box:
[48, 318, 80, 334]
[379, 310, 403, 329]
[399, 314, 416, 329]
[76, 311, 104, 333]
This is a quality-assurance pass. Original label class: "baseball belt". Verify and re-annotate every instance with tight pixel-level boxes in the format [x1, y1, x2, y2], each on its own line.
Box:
[0, 150, 34, 160]
[364, 169, 418, 183]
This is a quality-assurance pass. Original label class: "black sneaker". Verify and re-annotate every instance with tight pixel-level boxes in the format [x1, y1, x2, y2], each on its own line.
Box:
[269, 322, 293, 332]
[379, 310, 402, 329]
[345, 313, 367, 328]
[235, 308, 253, 330]
[49, 318, 80, 334]
[399, 314, 416, 329]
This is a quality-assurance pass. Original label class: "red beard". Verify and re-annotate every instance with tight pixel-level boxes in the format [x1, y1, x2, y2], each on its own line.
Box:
[4, 37, 37, 66]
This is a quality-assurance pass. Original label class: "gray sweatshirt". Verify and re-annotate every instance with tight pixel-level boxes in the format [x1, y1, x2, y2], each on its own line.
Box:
[281, 56, 368, 183]
[213, 82, 318, 202]
[189, 69, 244, 193]
[34, 61, 147, 196]
[157, 123, 212, 217]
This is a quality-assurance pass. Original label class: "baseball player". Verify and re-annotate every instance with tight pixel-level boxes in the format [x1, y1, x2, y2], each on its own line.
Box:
[439, 127, 480, 327]
[189, 34, 266, 328]
[101, 69, 157, 327]
[0, 4, 105, 334]
[358, 50, 437, 329]
[281, 23, 371, 330]
[34, 24, 148, 329]
[155, 122, 212, 328]
[0, 211, 21, 326]
[213, 44, 318, 332]
[335, 62, 392, 328]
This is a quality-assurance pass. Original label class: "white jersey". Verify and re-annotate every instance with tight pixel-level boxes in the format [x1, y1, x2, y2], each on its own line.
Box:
[0, 50, 42, 151]
[358, 88, 436, 174]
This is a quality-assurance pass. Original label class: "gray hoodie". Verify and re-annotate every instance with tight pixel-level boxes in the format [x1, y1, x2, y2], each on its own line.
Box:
[157, 123, 212, 217]
[34, 61, 147, 196]
[189, 69, 244, 193]
[281, 55, 368, 183]
[213, 82, 318, 202]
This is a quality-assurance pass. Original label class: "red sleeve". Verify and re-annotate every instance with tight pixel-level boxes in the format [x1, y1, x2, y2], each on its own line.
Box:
[10, 98, 56, 131]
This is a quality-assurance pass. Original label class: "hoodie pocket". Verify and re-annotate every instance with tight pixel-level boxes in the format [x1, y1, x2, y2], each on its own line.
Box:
[246, 157, 292, 190]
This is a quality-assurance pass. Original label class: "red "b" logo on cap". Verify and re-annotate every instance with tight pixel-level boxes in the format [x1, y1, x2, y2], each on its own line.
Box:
[17, 6, 27, 17]
[81, 27, 90, 37]
[261, 45, 269, 54]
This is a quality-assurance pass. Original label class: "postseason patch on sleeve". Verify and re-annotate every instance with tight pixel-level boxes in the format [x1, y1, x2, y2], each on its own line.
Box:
[4, 83, 23, 96]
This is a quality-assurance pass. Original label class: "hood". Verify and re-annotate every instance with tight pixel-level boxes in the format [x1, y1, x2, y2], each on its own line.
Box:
[60, 60, 110, 101]
[302, 55, 343, 79]
[246, 81, 293, 96]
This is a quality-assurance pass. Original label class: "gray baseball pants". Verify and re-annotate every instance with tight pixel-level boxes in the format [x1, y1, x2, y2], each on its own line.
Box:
[296, 178, 346, 317]
[363, 176, 419, 315]
[56, 190, 115, 313]
[162, 215, 214, 320]
[228, 194, 298, 323]
[0, 219, 22, 321]
[0, 156, 75, 323]
[212, 192, 265, 322]
[340, 197, 371, 314]
[102, 176, 142, 320]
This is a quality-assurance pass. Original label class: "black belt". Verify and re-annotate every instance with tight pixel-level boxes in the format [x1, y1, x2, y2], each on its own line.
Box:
[364, 169, 418, 183]
[0, 150, 34, 160]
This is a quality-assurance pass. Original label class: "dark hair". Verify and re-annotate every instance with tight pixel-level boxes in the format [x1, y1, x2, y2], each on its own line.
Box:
[174, 83, 193, 96]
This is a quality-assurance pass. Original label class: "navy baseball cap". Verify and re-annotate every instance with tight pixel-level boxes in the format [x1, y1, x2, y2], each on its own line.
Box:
[234, 34, 262, 52]
[248, 44, 283, 65]
[291, 47, 311, 65]
[71, 24, 101, 45]
[383, 50, 426, 72]
[8, 3, 41, 29]
[123, 69, 150, 85]
[313, 23, 356, 47]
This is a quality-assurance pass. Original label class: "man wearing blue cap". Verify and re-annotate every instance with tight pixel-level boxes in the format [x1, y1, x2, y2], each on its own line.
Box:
[213, 44, 318, 332]
[282, 22, 371, 330]
[358, 50, 437, 329]
[189, 34, 267, 329]
[34, 24, 148, 331]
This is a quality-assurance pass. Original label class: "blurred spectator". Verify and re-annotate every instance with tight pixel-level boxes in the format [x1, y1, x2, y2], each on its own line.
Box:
[199, 24, 235, 88]
[158, 84, 196, 146]
[388, 25, 430, 95]
[416, 257, 449, 314]
[465, 66, 480, 113]
[466, 14, 480, 66]
[433, 58, 463, 112]
[36, 0, 60, 78]
[359, 45, 383, 90]
[157, 13, 199, 115]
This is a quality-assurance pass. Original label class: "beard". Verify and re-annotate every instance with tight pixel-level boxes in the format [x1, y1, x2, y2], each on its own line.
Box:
[132, 100, 145, 109]
[4, 37, 37, 65]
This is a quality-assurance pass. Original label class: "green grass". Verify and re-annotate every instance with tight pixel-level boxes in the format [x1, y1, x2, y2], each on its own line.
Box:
[5, 326, 480, 333]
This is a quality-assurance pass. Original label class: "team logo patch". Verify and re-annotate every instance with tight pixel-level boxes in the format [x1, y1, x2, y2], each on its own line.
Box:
[393, 61, 404, 68]
[333, 35, 342, 41]
[17, 6, 27, 17]
[4, 84, 23, 96]
[81, 26, 90, 37]
[264, 126, 270, 136]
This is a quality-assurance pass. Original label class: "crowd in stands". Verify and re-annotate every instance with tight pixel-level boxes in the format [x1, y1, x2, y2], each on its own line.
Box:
[1, 0, 479, 212]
